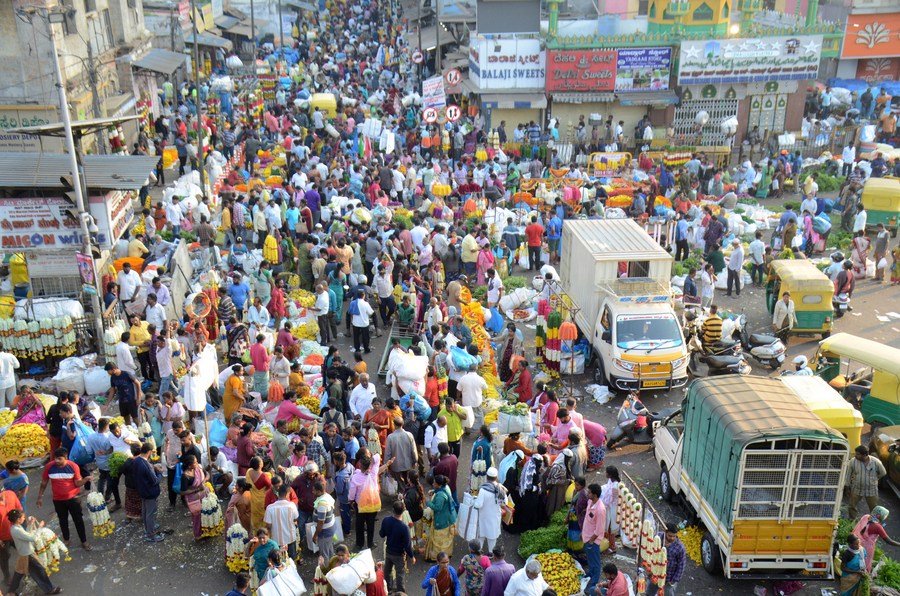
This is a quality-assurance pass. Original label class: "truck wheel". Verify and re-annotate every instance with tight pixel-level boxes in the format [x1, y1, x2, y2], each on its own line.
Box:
[701, 531, 723, 575]
[659, 466, 674, 502]
[593, 362, 605, 384]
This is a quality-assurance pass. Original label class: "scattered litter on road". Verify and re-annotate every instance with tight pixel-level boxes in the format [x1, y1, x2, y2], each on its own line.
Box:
[878, 315, 891, 322]
[81, 564, 97, 573]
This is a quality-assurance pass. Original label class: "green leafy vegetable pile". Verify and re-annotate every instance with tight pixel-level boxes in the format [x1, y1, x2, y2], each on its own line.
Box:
[518, 509, 568, 558]
[505, 276, 527, 291]
[108, 452, 128, 478]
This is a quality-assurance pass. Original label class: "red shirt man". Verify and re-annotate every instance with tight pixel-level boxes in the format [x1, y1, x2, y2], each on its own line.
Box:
[524, 218, 544, 247]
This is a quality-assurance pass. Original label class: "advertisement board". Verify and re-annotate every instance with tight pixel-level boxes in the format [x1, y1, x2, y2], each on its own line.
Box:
[546, 49, 616, 93]
[469, 38, 546, 90]
[678, 36, 822, 85]
[842, 13, 900, 59]
[615, 48, 672, 91]
[422, 76, 446, 110]
[0, 106, 62, 152]
[0, 191, 134, 252]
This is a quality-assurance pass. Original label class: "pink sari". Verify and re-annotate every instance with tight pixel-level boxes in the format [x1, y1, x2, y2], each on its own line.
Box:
[185, 468, 206, 537]
[476, 249, 495, 285]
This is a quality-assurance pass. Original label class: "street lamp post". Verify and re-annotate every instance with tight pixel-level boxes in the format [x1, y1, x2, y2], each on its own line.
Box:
[47, 11, 105, 357]
[189, 0, 207, 197]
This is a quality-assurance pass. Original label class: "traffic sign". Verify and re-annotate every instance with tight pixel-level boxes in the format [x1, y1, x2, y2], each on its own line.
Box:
[422, 107, 438, 123]
[445, 104, 461, 122]
[444, 68, 461, 87]
[411, 49, 424, 64]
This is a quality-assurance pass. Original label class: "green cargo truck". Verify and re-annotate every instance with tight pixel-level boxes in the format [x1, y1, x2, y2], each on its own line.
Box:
[654, 376, 849, 579]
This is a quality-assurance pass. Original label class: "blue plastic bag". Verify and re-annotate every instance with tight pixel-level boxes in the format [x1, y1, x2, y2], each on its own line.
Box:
[69, 421, 96, 467]
[209, 419, 228, 448]
[401, 393, 432, 420]
[485, 307, 505, 335]
[172, 462, 184, 494]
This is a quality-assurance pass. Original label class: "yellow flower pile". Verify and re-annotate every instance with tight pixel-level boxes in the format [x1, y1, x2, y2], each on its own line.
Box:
[535, 552, 581, 596]
[290, 320, 319, 341]
[0, 423, 50, 463]
[0, 410, 16, 427]
[678, 525, 704, 566]
[286, 274, 300, 288]
[297, 395, 320, 415]
[288, 289, 317, 308]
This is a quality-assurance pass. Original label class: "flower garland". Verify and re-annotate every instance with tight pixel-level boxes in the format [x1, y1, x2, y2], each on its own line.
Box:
[200, 483, 224, 538]
[138, 422, 158, 452]
[86, 492, 116, 538]
[225, 523, 249, 572]
[32, 525, 70, 575]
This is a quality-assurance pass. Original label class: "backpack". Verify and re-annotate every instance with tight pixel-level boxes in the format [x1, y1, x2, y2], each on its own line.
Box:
[416, 420, 436, 446]
[172, 462, 184, 494]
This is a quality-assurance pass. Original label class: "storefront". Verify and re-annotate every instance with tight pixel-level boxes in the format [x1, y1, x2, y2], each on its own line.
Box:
[838, 12, 900, 85]
[545, 47, 675, 147]
[468, 36, 547, 129]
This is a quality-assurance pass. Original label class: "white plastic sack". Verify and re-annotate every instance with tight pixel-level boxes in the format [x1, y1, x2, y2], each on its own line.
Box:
[560, 353, 585, 375]
[395, 353, 428, 382]
[84, 367, 111, 395]
[585, 384, 611, 405]
[456, 492, 479, 541]
[53, 370, 85, 394]
[256, 558, 307, 596]
[304, 521, 344, 554]
[459, 405, 475, 429]
[326, 548, 375, 594]
[497, 412, 532, 434]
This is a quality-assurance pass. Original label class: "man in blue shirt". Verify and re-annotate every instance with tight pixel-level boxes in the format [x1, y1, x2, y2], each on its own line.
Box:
[228, 273, 250, 315]
[104, 362, 141, 425]
[674, 214, 690, 261]
[86, 418, 118, 510]
[547, 210, 563, 266]
[225, 573, 250, 596]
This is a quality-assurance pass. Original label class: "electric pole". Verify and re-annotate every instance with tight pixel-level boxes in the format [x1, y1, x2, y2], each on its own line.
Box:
[85, 40, 105, 154]
[189, 0, 206, 197]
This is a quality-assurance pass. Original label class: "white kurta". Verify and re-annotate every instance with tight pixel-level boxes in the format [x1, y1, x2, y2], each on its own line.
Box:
[474, 482, 505, 540]
[503, 569, 549, 596]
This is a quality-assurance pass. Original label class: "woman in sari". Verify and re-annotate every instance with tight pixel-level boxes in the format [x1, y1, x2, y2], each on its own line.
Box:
[851, 231, 870, 278]
[892, 244, 900, 285]
[313, 543, 351, 596]
[497, 324, 524, 383]
[492, 240, 510, 280]
[224, 478, 252, 533]
[246, 456, 272, 533]
[69, 393, 97, 430]
[247, 528, 279, 588]
[839, 533, 867, 596]
[226, 317, 251, 366]
[755, 161, 772, 199]
[781, 218, 797, 252]
[363, 398, 392, 453]
[424, 474, 457, 561]
[475, 245, 494, 286]
[404, 470, 427, 549]
[327, 268, 346, 320]
[584, 419, 608, 471]
[181, 453, 209, 541]
[853, 506, 900, 573]
[12, 388, 46, 429]
[542, 449, 573, 518]
[470, 426, 493, 493]
[773, 162, 786, 199]
[802, 211, 820, 255]
[3, 460, 28, 512]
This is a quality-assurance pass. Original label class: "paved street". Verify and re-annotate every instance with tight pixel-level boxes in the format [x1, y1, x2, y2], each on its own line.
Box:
[15, 185, 900, 595]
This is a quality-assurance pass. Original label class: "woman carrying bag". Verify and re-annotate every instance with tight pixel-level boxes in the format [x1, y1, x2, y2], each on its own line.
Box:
[181, 454, 210, 542]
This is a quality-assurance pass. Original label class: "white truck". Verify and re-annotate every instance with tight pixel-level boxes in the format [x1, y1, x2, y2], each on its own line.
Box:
[559, 219, 688, 392]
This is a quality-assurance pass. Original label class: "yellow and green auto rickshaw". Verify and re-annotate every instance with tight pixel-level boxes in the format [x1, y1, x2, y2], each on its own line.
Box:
[813, 333, 900, 428]
[766, 259, 834, 339]
[861, 177, 900, 238]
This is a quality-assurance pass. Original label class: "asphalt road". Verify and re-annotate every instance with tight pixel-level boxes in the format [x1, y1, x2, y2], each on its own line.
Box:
[15, 187, 900, 595]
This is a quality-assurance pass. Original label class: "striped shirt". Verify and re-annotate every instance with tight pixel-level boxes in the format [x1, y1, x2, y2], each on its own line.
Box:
[848, 456, 886, 497]
[701, 314, 723, 344]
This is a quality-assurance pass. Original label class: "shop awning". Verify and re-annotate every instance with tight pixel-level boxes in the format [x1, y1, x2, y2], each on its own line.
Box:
[214, 15, 241, 29]
[283, 0, 317, 10]
[403, 26, 455, 51]
[550, 92, 616, 104]
[226, 24, 256, 38]
[131, 48, 187, 76]
[184, 31, 233, 50]
[0, 153, 159, 190]
[481, 93, 547, 110]
[616, 90, 679, 106]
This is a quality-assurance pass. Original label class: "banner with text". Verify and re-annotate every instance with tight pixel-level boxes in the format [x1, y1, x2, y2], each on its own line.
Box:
[469, 38, 546, 90]
[678, 36, 823, 85]
[546, 49, 616, 93]
[0, 106, 62, 152]
[615, 48, 672, 91]
[422, 75, 447, 110]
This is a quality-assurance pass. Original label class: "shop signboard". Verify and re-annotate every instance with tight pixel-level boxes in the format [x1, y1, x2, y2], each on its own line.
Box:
[469, 38, 546, 90]
[546, 49, 616, 93]
[842, 12, 900, 59]
[678, 36, 822, 85]
[90, 190, 134, 250]
[615, 48, 672, 91]
[0, 198, 84, 251]
[0, 106, 62, 152]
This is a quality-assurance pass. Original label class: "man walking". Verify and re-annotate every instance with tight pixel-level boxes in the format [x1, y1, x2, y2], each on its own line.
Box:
[581, 483, 607, 595]
[384, 417, 418, 486]
[481, 544, 515, 596]
[847, 445, 886, 519]
[134, 443, 165, 542]
[458, 364, 488, 432]
[36, 448, 91, 550]
[771, 292, 797, 344]
[379, 500, 415, 593]
[265, 483, 299, 560]
[726, 238, 744, 298]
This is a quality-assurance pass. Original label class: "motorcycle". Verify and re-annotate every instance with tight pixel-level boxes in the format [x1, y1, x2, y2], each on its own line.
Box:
[735, 313, 786, 370]
[682, 312, 751, 377]
[832, 292, 850, 318]
[607, 393, 677, 449]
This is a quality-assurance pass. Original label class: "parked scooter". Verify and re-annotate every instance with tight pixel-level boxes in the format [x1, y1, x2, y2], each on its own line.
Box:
[682, 311, 751, 376]
[734, 313, 786, 370]
[607, 393, 676, 449]
[832, 293, 851, 318]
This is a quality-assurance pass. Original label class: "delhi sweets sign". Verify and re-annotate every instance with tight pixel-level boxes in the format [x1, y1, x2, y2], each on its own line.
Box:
[545, 48, 672, 93]
[677, 35, 823, 85]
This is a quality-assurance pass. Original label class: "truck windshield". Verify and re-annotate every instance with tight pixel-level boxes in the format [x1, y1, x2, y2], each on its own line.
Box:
[615, 314, 683, 350]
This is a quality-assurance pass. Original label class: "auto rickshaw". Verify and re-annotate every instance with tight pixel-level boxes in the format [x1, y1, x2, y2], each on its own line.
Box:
[765, 259, 834, 338]
[781, 375, 864, 450]
[861, 177, 900, 237]
[813, 332, 900, 428]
